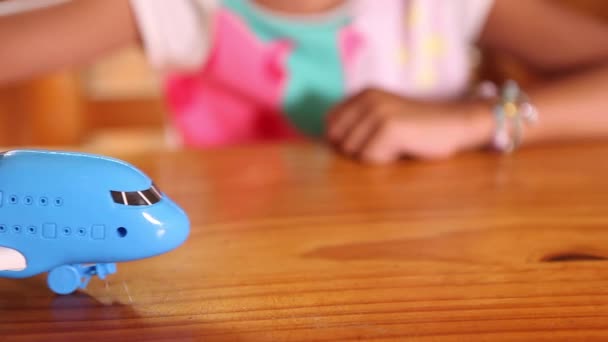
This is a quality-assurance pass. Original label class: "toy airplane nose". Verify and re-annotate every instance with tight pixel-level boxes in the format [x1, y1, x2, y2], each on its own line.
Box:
[163, 208, 190, 251]
[141, 200, 190, 255]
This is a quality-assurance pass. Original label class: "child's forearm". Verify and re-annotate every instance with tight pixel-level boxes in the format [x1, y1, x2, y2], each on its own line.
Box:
[471, 0, 608, 150]
[0, 0, 139, 84]
[522, 63, 608, 144]
[468, 63, 608, 148]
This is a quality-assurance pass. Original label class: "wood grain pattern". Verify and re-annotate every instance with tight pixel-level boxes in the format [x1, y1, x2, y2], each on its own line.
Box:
[2, 142, 608, 341]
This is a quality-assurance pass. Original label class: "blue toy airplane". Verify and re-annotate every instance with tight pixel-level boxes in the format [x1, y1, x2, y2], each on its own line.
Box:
[0, 149, 190, 295]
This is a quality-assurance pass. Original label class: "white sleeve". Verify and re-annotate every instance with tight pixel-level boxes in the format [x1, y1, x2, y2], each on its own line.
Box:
[462, 0, 495, 42]
[129, 0, 217, 72]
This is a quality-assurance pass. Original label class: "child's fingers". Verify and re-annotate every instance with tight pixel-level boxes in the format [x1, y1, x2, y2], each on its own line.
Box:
[342, 113, 382, 155]
[327, 101, 368, 142]
[326, 88, 385, 142]
[325, 94, 357, 129]
[360, 123, 401, 164]
[325, 103, 343, 129]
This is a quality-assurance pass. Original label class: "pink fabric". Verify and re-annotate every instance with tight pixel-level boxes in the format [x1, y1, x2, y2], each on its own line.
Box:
[338, 25, 365, 95]
[164, 9, 300, 147]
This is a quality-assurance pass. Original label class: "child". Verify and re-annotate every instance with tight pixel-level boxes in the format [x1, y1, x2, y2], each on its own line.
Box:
[1, 0, 608, 164]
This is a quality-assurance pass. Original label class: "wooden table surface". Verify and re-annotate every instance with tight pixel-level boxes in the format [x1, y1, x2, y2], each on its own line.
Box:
[2, 142, 608, 341]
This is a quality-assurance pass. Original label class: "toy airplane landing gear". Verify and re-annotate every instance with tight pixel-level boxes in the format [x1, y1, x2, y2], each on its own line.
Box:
[47, 263, 117, 295]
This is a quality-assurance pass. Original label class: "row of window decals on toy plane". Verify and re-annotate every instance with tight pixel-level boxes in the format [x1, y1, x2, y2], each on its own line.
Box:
[0, 185, 163, 272]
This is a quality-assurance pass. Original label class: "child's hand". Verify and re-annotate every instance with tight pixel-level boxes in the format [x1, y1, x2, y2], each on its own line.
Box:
[326, 89, 493, 164]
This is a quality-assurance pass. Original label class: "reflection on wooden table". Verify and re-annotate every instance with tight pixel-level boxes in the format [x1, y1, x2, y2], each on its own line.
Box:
[1, 142, 608, 341]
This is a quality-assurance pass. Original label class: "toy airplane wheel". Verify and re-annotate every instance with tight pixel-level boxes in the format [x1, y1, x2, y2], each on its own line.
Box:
[47, 265, 81, 295]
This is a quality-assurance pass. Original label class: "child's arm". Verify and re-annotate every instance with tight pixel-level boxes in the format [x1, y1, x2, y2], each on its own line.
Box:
[0, 0, 139, 84]
[476, 0, 608, 146]
[481, 0, 608, 75]
[327, 0, 608, 164]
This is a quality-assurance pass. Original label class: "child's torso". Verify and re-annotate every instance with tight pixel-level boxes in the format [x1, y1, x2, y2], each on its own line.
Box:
[165, 0, 479, 146]
[223, 0, 349, 136]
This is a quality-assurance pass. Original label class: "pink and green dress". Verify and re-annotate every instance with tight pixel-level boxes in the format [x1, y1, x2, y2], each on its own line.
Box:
[130, 0, 494, 147]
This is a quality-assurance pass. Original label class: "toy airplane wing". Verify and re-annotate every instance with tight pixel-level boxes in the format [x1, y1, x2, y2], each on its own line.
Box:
[0, 247, 27, 272]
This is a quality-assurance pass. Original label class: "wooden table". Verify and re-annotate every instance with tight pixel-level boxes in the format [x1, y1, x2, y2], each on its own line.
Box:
[2, 142, 608, 341]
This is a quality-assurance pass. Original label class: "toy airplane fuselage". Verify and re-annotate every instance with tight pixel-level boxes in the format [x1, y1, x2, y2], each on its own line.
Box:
[0, 149, 190, 294]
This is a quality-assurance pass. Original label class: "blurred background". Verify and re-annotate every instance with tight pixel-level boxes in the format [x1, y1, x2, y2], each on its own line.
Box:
[0, 0, 606, 154]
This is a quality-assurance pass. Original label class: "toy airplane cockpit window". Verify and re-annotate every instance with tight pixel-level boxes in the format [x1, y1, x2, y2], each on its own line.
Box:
[111, 184, 162, 206]
[0, 150, 190, 295]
